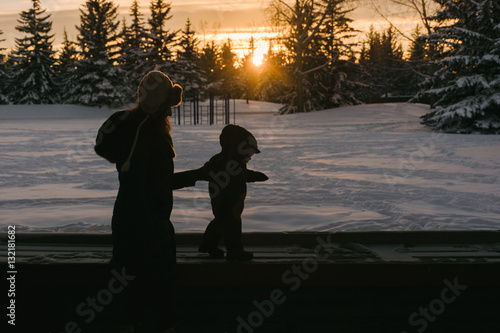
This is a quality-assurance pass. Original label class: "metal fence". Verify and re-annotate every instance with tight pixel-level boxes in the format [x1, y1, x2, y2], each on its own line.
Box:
[171, 92, 235, 125]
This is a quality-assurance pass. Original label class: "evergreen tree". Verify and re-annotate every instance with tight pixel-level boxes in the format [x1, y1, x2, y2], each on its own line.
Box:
[0, 29, 10, 104]
[257, 40, 288, 103]
[116, 19, 137, 103]
[270, 0, 357, 114]
[238, 37, 261, 103]
[118, 0, 150, 99]
[199, 40, 221, 93]
[175, 19, 205, 98]
[146, 0, 177, 74]
[9, 0, 59, 104]
[219, 39, 237, 96]
[69, 0, 126, 107]
[273, 0, 324, 113]
[54, 29, 79, 103]
[418, 0, 500, 133]
[407, 25, 428, 93]
[313, 0, 361, 108]
[358, 26, 407, 100]
[406, 25, 441, 97]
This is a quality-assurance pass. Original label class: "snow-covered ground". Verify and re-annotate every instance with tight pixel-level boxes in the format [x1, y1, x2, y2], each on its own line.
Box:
[0, 101, 499, 232]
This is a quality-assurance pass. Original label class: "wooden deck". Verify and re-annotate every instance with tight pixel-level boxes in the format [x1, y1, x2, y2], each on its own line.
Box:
[2, 231, 500, 332]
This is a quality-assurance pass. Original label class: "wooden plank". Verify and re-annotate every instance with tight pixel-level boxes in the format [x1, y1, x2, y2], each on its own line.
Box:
[2, 230, 500, 245]
[2, 239, 500, 265]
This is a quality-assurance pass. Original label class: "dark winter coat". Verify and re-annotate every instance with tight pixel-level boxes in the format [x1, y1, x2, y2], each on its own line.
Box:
[95, 109, 198, 277]
[202, 152, 267, 221]
[199, 124, 267, 221]
[197, 152, 267, 251]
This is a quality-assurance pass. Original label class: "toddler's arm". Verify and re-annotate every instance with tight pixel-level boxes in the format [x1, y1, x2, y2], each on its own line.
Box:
[246, 170, 269, 182]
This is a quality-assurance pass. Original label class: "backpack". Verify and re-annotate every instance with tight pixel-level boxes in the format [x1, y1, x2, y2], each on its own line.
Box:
[94, 110, 132, 164]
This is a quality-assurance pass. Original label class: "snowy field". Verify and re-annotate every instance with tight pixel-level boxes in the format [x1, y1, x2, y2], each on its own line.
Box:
[0, 101, 499, 232]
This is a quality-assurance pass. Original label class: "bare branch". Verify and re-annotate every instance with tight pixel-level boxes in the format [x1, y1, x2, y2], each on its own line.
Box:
[302, 1, 333, 46]
[370, 0, 416, 43]
[302, 57, 335, 75]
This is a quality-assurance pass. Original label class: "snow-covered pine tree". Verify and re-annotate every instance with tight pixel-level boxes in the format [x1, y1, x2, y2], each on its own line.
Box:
[316, 0, 361, 108]
[238, 37, 261, 103]
[145, 0, 177, 75]
[418, 0, 500, 133]
[407, 25, 431, 96]
[358, 26, 407, 100]
[271, 0, 324, 114]
[118, 0, 151, 100]
[257, 40, 288, 103]
[219, 39, 237, 97]
[175, 19, 205, 98]
[54, 29, 79, 104]
[199, 41, 222, 93]
[270, 0, 357, 114]
[117, 20, 137, 103]
[69, 0, 126, 108]
[0, 29, 10, 104]
[9, 0, 59, 104]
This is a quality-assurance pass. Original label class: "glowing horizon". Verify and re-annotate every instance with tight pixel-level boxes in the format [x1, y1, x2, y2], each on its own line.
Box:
[0, 0, 422, 60]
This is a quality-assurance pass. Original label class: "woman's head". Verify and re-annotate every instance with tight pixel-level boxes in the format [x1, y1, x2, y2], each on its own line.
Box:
[121, 72, 180, 172]
[137, 71, 183, 115]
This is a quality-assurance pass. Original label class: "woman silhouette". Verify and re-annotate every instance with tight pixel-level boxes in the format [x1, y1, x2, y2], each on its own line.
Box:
[95, 71, 201, 333]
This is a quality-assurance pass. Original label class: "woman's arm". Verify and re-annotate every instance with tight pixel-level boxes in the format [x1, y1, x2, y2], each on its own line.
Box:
[172, 168, 205, 190]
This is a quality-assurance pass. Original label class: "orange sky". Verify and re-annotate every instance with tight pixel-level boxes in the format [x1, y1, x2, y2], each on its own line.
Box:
[0, 0, 422, 56]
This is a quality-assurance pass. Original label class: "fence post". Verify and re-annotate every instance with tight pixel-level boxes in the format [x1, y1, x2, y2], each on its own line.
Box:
[209, 92, 214, 125]
[194, 92, 199, 125]
[225, 93, 230, 124]
[192, 92, 196, 125]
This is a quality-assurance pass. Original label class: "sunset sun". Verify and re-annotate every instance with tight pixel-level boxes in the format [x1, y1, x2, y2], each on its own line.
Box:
[252, 46, 266, 66]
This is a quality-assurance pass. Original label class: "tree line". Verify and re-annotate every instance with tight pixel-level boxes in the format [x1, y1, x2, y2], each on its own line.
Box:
[0, 0, 499, 133]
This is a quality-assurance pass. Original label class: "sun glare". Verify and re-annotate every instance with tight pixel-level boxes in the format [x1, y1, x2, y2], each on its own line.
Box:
[213, 31, 277, 66]
[252, 47, 266, 66]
